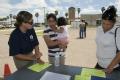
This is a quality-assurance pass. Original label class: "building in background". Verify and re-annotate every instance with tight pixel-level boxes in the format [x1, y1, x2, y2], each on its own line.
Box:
[71, 19, 80, 29]
[0, 16, 16, 28]
[81, 14, 102, 26]
[68, 7, 75, 21]
[81, 14, 120, 26]
[68, 7, 102, 27]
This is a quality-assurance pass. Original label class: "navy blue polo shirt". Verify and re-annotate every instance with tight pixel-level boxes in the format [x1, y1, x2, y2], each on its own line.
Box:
[8, 28, 39, 56]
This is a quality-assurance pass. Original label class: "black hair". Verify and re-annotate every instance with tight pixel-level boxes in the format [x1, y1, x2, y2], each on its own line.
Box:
[47, 13, 57, 21]
[57, 17, 67, 26]
[102, 5, 117, 23]
[14, 11, 33, 27]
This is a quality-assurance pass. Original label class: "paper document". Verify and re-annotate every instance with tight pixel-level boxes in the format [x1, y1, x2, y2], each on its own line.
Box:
[40, 71, 71, 80]
[74, 68, 106, 80]
[81, 68, 106, 78]
[75, 75, 91, 80]
[28, 63, 51, 72]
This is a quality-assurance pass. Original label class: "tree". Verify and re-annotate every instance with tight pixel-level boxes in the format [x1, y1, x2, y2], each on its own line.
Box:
[6, 16, 9, 20]
[35, 12, 39, 23]
[101, 7, 105, 13]
[77, 8, 81, 18]
[65, 12, 68, 18]
[55, 10, 58, 16]
[6, 16, 9, 27]
[65, 12, 68, 24]
[6, 16, 9, 23]
[45, 13, 49, 25]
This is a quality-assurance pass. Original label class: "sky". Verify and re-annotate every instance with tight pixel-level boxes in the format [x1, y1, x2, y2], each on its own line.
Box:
[0, 0, 120, 22]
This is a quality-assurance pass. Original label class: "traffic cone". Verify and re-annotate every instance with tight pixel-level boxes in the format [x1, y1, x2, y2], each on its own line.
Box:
[4, 64, 11, 78]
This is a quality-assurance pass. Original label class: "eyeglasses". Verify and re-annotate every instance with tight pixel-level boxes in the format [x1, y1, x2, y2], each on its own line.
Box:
[27, 21, 33, 25]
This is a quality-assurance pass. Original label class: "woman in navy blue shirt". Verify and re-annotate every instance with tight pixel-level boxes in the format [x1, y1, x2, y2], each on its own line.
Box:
[8, 11, 44, 69]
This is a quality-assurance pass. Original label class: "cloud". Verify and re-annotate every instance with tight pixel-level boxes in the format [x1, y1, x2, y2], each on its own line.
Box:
[49, 0, 73, 5]
[13, 0, 47, 9]
[13, 0, 48, 22]
[0, 0, 101, 21]
[116, 0, 120, 8]
[0, 0, 119, 22]
[0, 0, 48, 16]
[81, 6, 101, 14]
[115, 0, 120, 15]
[33, 6, 67, 22]
[0, 0, 12, 17]
[32, 9, 45, 22]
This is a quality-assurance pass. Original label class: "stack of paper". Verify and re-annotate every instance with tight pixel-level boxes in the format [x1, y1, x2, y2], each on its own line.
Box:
[40, 71, 71, 80]
[28, 63, 51, 72]
[75, 68, 106, 80]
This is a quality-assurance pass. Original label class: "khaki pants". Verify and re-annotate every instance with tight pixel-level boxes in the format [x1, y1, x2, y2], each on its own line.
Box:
[48, 55, 65, 65]
[13, 57, 34, 70]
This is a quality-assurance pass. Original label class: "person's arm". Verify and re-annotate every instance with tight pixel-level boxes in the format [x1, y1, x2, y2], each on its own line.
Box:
[34, 45, 43, 58]
[32, 28, 44, 63]
[106, 53, 120, 73]
[43, 28, 61, 47]
[14, 53, 36, 61]
[85, 22, 88, 26]
[55, 27, 64, 33]
[106, 28, 120, 73]
[34, 45, 44, 63]
[31, 28, 42, 58]
[43, 35, 60, 47]
[14, 51, 44, 64]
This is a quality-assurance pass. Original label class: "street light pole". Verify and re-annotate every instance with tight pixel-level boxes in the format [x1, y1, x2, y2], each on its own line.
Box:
[43, 7, 46, 25]
[9, 14, 12, 27]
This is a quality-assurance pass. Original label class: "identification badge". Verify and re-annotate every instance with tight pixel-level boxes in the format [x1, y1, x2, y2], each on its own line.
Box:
[30, 35, 34, 40]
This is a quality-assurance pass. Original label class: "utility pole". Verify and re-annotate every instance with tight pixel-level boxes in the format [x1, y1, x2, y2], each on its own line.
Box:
[43, 7, 46, 25]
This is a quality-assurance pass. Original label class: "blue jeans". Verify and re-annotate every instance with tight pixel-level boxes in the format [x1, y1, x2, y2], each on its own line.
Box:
[79, 28, 84, 38]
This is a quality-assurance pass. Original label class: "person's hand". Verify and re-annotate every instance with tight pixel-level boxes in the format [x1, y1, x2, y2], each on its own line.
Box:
[28, 53, 36, 60]
[37, 58, 45, 64]
[104, 67, 114, 74]
[61, 42, 66, 48]
[35, 51, 43, 59]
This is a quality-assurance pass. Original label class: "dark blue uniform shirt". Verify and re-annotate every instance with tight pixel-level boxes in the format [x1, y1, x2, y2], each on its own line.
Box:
[8, 28, 39, 56]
